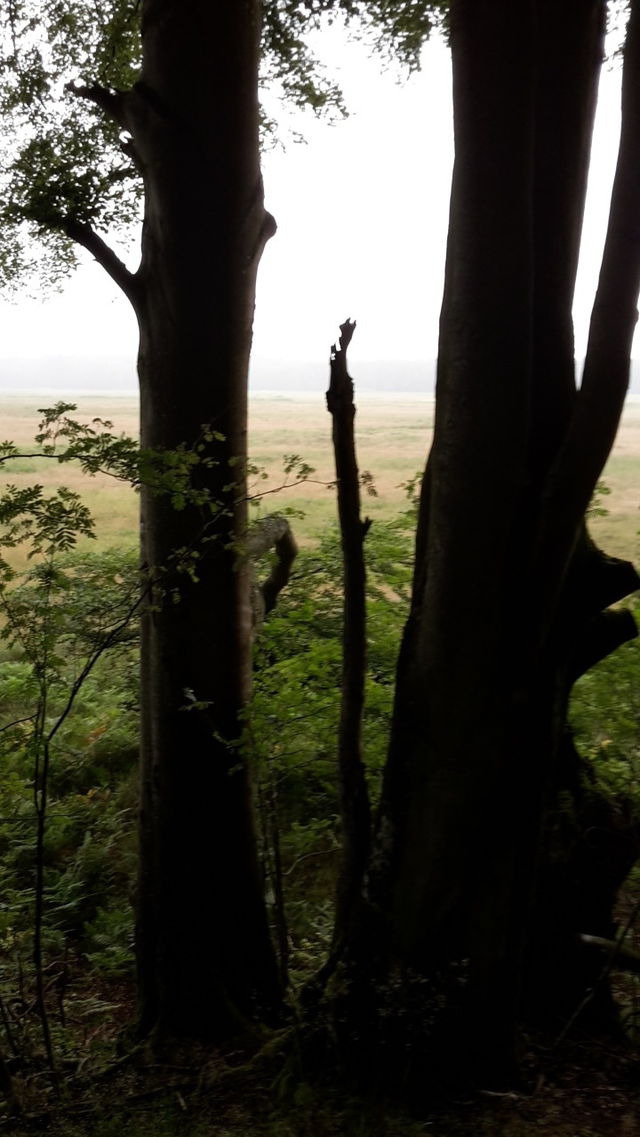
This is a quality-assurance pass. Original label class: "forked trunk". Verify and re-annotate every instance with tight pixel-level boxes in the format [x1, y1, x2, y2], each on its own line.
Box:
[338, 0, 640, 1085]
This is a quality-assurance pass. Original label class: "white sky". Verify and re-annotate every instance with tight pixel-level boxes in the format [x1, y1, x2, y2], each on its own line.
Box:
[0, 31, 628, 368]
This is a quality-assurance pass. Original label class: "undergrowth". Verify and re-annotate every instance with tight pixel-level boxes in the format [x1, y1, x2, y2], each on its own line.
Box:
[0, 411, 637, 1129]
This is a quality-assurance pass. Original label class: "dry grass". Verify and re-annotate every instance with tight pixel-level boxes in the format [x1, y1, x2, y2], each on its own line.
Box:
[0, 396, 139, 570]
[1, 392, 638, 562]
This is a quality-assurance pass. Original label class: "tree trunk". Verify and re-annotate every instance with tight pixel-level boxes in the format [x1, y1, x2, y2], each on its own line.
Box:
[128, 0, 280, 1042]
[338, 0, 640, 1087]
[364, 0, 538, 1079]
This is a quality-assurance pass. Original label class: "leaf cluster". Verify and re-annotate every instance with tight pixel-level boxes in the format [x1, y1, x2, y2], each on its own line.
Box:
[0, 1, 140, 289]
[571, 600, 640, 807]
[0, 0, 447, 291]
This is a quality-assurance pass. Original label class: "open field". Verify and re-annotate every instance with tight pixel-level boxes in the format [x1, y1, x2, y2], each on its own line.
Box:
[1, 391, 639, 564]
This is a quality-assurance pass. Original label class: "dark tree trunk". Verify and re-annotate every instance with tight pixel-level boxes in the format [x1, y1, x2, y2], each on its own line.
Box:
[528, 0, 604, 481]
[122, 0, 280, 1042]
[525, 0, 640, 1026]
[338, 0, 640, 1088]
[361, 0, 538, 1078]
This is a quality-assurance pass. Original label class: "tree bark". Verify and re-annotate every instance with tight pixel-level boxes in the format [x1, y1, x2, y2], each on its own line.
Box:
[528, 0, 605, 483]
[61, 0, 280, 1043]
[535, 0, 640, 615]
[126, 0, 280, 1042]
[366, 2, 537, 1077]
[340, 0, 640, 1087]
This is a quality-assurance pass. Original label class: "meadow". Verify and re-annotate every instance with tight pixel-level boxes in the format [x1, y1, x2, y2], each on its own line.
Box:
[1, 391, 639, 561]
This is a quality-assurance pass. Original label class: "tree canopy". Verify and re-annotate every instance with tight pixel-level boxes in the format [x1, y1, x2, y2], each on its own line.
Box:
[0, 0, 445, 291]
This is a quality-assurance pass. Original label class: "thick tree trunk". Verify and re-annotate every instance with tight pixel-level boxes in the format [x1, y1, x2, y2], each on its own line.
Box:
[524, 0, 640, 1027]
[126, 0, 280, 1042]
[339, 0, 640, 1087]
[361, 0, 538, 1078]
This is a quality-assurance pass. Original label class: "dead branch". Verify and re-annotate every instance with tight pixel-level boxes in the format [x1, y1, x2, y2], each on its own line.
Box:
[326, 317, 372, 945]
[247, 515, 298, 628]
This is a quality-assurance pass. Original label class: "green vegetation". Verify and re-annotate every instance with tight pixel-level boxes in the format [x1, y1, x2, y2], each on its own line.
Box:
[0, 400, 637, 1133]
[1, 0, 639, 1130]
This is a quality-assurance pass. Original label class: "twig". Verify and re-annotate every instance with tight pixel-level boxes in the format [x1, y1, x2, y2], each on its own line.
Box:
[553, 894, 640, 1047]
[0, 713, 37, 736]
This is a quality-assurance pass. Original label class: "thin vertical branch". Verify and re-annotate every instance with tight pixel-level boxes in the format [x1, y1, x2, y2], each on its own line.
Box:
[266, 772, 289, 988]
[32, 562, 56, 1077]
[33, 737, 56, 1077]
[326, 318, 372, 946]
[29, 570, 147, 1078]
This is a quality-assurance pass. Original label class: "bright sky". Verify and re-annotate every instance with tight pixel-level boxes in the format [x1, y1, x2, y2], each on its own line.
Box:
[0, 30, 628, 370]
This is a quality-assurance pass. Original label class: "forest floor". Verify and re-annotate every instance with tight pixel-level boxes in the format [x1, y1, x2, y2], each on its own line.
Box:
[0, 991, 638, 1137]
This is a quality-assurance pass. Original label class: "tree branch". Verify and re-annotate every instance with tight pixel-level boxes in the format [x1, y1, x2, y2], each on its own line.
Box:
[568, 533, 640, 616]
[65, 81, 130, 130]
[569, 606, 638, 682]
[247, 515, 298, 621]
[536, 0, 640, 597]
[326, 317, 372, 948]
[579, 933, 640, 976]
[62, 218, 141, 308]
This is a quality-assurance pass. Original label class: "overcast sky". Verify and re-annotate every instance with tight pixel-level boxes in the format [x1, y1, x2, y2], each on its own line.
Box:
[0, 28, 628, 373]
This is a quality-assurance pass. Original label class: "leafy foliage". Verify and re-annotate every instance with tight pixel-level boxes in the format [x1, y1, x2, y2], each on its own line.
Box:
[571, 600, 640, 806]
[0, 405, 239, 1066]
[0, 0, 141, 288]
[0, 0, 447, 291]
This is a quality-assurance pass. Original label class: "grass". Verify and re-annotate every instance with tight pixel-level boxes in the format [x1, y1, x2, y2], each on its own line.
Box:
[0, 391, 638, 560]
[248, 392, 434, 542]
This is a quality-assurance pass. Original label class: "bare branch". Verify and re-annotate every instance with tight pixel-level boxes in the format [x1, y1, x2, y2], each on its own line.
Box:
[579, 933, 640, 976]
[326, 316, 372, 949]
[570, 537, 640, 616]
[0, 712, 37, 737]
[569, 606, 638, 681]
[62, 218, 141, 308]
[247, 515, 298, 621]
[65, 81, 129, 130]
[0, 453, 49, 464]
